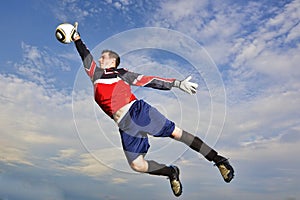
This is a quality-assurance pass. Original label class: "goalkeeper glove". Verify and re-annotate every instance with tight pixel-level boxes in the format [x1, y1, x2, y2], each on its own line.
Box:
[174, 76, 198, 95]
[71, 22, 80, 41]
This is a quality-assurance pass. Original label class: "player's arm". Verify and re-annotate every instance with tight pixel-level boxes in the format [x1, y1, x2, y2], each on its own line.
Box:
[119, 69, 198, 94]
[73, 23, 97, 81]
[119, 68, 175, 90]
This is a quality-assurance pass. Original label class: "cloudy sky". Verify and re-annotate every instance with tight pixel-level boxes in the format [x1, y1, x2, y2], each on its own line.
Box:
[1, 0, 300, 199]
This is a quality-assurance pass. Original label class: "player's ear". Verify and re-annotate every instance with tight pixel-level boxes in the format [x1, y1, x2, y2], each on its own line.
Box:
[112, 58, 117, 67]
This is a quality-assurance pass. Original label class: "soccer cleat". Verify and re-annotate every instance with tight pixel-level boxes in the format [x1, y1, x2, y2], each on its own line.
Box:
[214, 157, 234, 183]
[168, 166, 182, 197]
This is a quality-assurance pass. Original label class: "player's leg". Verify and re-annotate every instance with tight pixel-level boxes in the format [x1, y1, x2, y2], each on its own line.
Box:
[118, 123, 183, 197]
[129, 155, 182, 197]
[171, 126, 235, 183]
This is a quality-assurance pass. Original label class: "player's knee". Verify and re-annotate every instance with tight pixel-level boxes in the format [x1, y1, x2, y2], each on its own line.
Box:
[130, 160, 147, 173]
[171, 126, 183, 140]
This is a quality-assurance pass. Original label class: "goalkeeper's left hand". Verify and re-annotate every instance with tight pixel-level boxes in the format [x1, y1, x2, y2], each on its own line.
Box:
[173, 76, 198, 95]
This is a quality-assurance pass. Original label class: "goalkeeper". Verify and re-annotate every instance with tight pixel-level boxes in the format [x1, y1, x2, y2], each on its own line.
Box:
[72, 23, 234, 197]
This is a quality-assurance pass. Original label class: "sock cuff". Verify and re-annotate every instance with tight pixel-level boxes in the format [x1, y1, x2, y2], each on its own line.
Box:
[146, 160, 173, 177]
[147, 160, 166, 173]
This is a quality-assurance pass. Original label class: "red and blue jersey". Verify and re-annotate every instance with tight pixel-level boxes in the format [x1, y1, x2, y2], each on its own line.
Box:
[75, 39, 176, 118]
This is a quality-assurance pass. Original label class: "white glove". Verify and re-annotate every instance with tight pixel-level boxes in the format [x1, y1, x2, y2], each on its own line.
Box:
[174, 76, 198, 94]
[71, 22, 80, 41]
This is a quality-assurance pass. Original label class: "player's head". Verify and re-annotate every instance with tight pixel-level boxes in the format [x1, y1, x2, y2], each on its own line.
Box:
[99, 50, 120, 69]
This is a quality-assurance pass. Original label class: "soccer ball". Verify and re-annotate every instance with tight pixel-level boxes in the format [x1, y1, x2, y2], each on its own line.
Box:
[55, 23, 75, 44]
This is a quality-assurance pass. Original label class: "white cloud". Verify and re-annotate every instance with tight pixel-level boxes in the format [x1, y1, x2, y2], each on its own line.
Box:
[286, 23, 300, 42]
[0, 145, 33, 166]
[230, 1, 300, 77]
[114, 2, 122, 9]
[0, 74, 72, 165]
[50, 0, 148, 23]
[0, 40, 86, 170]
[148, 0, 300, 79]
[13, 42, 72, 88]
[0, 176, 65, 200]
[111, 177, 128, 184]
[0, 71, 118, 179]
[60, 152, 111, 177]
[250, 46, 300, 78]
[158, 0, 208, 22]
[50, 0, 101, 22]
[53, 148, 78, 160]
[23, 132, 60, 144]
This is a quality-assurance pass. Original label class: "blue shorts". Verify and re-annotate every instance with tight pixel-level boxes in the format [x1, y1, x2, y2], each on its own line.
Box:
[118, 100, 175, 163]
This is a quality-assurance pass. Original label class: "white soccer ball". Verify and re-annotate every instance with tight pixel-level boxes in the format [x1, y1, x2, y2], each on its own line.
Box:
[55, 23, 75, 44]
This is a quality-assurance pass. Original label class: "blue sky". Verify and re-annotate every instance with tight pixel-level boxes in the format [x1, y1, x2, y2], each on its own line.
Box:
[1, 0, 300, 199]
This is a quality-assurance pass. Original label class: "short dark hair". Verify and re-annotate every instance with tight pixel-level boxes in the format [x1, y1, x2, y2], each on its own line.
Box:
[101, 49, 120, 67]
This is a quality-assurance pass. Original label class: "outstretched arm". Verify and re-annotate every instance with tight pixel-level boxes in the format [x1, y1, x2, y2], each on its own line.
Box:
[74, 39, 98, 81]
[118, 69, 175, 90]
[119, 69, 198, 94]
[73, 23, 98, 81]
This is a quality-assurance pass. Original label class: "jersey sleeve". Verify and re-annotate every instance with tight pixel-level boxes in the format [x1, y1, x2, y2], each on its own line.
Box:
[118, 68, 176, 90]
[75, 39, 98, 81]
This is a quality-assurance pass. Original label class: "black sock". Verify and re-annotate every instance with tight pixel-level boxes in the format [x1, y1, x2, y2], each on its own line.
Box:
[179, 130, 218, 162]
[146, 160, 173, 177]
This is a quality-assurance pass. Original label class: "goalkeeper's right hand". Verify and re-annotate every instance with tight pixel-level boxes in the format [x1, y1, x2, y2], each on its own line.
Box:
[72, 22, 80, 41]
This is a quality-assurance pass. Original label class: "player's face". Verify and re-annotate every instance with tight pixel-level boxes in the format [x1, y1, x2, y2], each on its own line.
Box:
[98, 52, 116, 69]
